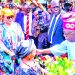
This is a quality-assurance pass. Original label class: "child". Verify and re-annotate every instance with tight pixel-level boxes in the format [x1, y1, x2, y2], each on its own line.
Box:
[15, 39, 47, 75]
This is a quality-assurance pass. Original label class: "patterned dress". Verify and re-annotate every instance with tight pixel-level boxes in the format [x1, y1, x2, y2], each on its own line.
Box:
[0, 22, 24, 75]
[15, 60, 42, 75]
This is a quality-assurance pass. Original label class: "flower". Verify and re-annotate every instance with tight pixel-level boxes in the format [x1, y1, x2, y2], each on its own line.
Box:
[35, 55, 75, 75]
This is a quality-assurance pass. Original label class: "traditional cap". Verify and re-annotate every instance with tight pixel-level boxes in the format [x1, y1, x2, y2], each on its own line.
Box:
[1, 8, 14, 16]
[61, 12, 75, 30]
[63, 20, 75, 30]
[15, 39, 36, 58]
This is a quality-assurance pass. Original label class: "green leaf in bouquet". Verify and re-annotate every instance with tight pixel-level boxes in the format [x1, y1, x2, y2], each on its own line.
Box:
[36, 55, 75, 75]
[44, 60, 51, 66]
[50, 64, 55, 70]
[61, 71, 68, 75]
[48, 72, 55, 75]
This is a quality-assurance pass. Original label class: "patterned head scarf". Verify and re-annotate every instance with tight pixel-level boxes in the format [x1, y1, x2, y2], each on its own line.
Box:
[15, 39, 36, 58]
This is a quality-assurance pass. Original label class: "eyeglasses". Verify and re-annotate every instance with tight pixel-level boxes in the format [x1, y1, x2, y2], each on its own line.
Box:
[6, 15, 14, 19]
[52, 6, 59, 9]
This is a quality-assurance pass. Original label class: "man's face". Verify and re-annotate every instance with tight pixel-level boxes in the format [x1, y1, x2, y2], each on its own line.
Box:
[22, 5, 30, 15]
[33, 10, 39, 19]
[63, 29, 75, 42]
[51, 4, 60, 15]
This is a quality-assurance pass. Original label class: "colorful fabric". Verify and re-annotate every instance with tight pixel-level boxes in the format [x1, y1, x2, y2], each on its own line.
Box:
[0, 22, 24, 74]
[15, 62, 42, 75]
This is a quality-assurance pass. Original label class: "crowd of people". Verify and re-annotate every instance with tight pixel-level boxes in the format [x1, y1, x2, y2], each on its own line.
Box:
[0, 0, 75, 75]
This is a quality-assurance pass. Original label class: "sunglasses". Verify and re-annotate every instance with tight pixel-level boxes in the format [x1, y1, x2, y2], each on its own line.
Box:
[6, 15, 14, 19]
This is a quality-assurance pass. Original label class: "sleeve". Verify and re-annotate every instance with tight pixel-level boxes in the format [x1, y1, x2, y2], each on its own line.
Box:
[0, 26, 9, 52]
[17, 23, 25, 41]
[50, 41, 67, 56]
[27, 68, 36, 75]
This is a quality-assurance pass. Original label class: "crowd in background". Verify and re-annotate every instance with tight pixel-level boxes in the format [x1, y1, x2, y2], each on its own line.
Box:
[0, 0, 75, 75]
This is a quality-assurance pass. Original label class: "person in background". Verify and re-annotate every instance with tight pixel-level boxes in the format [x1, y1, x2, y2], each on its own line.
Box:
[60, 1, 74, 15]
[29, 2, 38, 20]
[47, 1, 65, 47]
[15, 3, 33, 40]
[64, 2, 73, 12]
[0, 8, 24, 75]
[31, 20, 40, 48]
[15, 39, 47, 75]
[3, 0, 13, 8]
[32, 8, 50, 49]
[30, 0, 51, 49]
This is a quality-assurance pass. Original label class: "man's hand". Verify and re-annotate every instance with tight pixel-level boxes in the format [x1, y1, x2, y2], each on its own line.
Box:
[36, 49, 42, 55]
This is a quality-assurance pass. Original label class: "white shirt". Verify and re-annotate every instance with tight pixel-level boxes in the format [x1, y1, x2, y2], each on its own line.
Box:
[50, 40, 75, 60]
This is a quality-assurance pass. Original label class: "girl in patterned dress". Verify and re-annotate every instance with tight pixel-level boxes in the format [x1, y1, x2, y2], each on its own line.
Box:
[15, 39, 47, 75]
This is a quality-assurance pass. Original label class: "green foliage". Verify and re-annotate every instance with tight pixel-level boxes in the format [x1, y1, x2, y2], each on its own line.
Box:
[35, 55, 75, 75]
[14, 0, 19, 4]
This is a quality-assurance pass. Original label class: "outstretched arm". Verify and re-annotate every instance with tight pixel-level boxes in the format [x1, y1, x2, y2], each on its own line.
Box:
[36, 44, 67, 56]
[36, 48, 51, 55]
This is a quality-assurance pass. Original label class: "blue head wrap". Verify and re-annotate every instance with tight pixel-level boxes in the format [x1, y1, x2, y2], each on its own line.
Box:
[15, 39, 36, 58]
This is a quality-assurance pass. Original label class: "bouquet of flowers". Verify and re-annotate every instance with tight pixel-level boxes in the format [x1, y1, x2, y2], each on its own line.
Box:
[35, 55, 75, 75]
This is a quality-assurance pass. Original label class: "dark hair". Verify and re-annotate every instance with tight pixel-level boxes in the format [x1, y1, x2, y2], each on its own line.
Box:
[64, 2, 72, 11]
